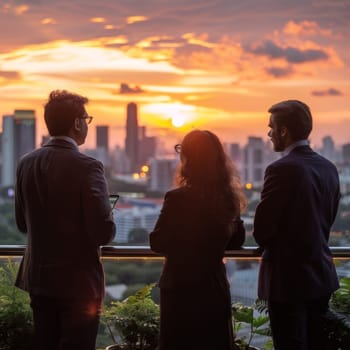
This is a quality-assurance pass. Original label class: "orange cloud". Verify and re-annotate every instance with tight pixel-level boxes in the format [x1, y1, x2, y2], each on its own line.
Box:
[91, 17, 106, 23]
[14, 5, 29, 15]
[41, 18, 57, 25]
[126, 16, 148, 24]
[284, 20, 333, 38]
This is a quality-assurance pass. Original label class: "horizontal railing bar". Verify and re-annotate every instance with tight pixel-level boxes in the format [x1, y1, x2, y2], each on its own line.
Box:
[0, 245, 350, 258]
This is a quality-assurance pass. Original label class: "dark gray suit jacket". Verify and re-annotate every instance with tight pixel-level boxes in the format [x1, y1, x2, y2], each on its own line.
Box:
[15, 138, 116, 300]
[253, 145, 340, 302]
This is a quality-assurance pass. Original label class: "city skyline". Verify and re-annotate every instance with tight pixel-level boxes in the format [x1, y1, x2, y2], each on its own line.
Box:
[0, 0, 350, 149]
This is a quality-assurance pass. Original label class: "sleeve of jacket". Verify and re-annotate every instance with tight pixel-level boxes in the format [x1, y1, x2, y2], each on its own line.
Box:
[82, 160, 116, 246]
[149, 191, 177, 254]
[226, 217, 245, 249]
[253, 163, 292, 247]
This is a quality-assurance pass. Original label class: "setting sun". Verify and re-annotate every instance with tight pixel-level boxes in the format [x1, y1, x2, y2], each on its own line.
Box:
[171, 114, 185, 127]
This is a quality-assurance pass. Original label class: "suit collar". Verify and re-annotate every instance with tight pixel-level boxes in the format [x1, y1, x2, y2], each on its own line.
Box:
[282, 139, 309, 157]
[44, 137, 79, 151]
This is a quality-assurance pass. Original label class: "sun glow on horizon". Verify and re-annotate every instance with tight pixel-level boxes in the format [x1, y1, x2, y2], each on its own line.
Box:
[171, 114, 185, 127]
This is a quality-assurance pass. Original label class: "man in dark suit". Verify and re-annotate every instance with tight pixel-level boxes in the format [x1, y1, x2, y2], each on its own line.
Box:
[15, 90, 116, 350]
[253, 100, 340, 350]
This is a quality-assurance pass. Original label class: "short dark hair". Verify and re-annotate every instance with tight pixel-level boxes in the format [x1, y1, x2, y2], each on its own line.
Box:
[268, 100, 313, 141]
[44, 90, 88, 136]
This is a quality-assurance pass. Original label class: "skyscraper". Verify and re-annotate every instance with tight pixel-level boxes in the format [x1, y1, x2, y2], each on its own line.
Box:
[96, 125, 110, 167]
[96, 125, 109, 151]
[14, 110, 36, 161]
[125, 102, 139, 172]
[242, 136, 265, 187]
[1, 110, 36, 186]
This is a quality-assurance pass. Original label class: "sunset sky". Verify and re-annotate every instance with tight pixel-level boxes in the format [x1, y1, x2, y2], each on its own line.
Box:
[1, 0, 350, 151]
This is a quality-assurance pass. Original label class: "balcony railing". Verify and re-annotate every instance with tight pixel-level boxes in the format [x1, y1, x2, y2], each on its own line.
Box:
[1, 245, 350, 258]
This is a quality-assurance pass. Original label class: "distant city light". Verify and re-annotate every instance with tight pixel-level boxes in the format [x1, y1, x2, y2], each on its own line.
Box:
[141, 165, 149, 173]
[245, 183, 253, 190]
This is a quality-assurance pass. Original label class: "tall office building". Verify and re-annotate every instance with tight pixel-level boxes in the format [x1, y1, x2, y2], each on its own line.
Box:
[1, 115, 15, 187]
[242, 136, 266, 187]
[342, 143, 350, 164]
[149, 158, 178, 192]
[125, 102, 139, 172]
[14, 110, 36, 160]
[96, 125, 109, 150]
[138, 126, 156, 166]
[321, 136, 335, 161]
[1, 110, 36, 186]
[96, 125, 110, 167]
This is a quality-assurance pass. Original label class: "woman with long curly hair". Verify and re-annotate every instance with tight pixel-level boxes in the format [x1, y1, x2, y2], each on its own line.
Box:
[150, 129, 246, 350]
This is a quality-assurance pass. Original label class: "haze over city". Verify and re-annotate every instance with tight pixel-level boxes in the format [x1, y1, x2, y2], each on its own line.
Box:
[1, 0, 350, 150]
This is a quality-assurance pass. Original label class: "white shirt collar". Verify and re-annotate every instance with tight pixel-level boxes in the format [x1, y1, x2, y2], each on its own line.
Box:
[282, 139, 309, 157]
[50, 136, 79, 149]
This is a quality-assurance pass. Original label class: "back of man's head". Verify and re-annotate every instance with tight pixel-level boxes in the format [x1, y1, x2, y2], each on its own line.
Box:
[44, 90, 88, 136]
[268, 100, 313, 141]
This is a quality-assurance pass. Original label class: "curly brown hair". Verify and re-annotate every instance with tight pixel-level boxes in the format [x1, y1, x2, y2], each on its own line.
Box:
[176, 130, 246, 223]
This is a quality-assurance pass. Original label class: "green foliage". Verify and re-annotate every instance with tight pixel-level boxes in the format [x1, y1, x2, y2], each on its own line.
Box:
[0, 260, 33, 350]
[103, 284, 160, 350]
[331, 277, 350, 313]
[323, 277, 350, 349]
[232, 300, 272, 350]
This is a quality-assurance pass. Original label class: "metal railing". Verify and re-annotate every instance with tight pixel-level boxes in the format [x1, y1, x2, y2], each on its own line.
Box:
[0, 245, 350, 258]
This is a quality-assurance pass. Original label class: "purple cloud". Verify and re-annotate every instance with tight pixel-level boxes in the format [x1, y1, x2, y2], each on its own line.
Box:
[119, 83, 144, 94]
[265, 66, 294, 77]
[311, 88, 343, 96]
[246, 40, 329, 63]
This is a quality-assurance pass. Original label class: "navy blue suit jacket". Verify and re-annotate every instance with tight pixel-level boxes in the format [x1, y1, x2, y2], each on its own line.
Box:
[253, 145, 340, 302]
[15, 139, 116, 299]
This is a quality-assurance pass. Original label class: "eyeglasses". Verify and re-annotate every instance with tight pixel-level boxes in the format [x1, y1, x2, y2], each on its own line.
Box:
[80, 116, 93, 124]
[174, 144, 181, 154]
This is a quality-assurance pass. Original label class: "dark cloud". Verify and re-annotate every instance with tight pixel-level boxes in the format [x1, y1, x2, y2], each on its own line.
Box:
[119, 83, 144, 94]
[311, 88, 343, 96]
[246, 40, 329, 63]
[265, 66, 294, 77]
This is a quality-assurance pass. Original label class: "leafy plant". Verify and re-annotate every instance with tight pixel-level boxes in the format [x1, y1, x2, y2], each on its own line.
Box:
[323, 277, 350, 349]
[232, 300, 272, 350]
[0, 259, 33, 350]
[103, 284, 160, 350]
[331, 277, 350, 313]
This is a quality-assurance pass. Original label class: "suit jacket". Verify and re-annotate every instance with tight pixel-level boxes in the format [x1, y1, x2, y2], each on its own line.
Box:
[15, 138, 116, 300]
[253, 145, 340, 302]
[149, 186, 245, 289]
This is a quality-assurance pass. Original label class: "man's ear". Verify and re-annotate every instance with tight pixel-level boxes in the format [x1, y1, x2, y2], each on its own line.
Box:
[280, 126, 288, 138]
[74, 118, 81, 131]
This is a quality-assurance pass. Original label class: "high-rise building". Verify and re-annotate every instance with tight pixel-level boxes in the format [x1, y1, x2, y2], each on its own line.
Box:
[14, 110, 36, 161]
[242, 136, 266, 187]
[321, 136, 335, 161]
[342, 143, 350, 164]
[149, 158, 178, 193]
[139, 126, 156, 166]
[96, 125, 109, 151]
[125, 102, 139, 172]
[1, 110, 36, 187]
[1, 115, 15, 187]
[96, 125, 110, 167]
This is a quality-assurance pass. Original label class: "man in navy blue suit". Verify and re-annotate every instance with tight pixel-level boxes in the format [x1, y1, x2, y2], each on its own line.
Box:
[253, 100, 340, 350]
